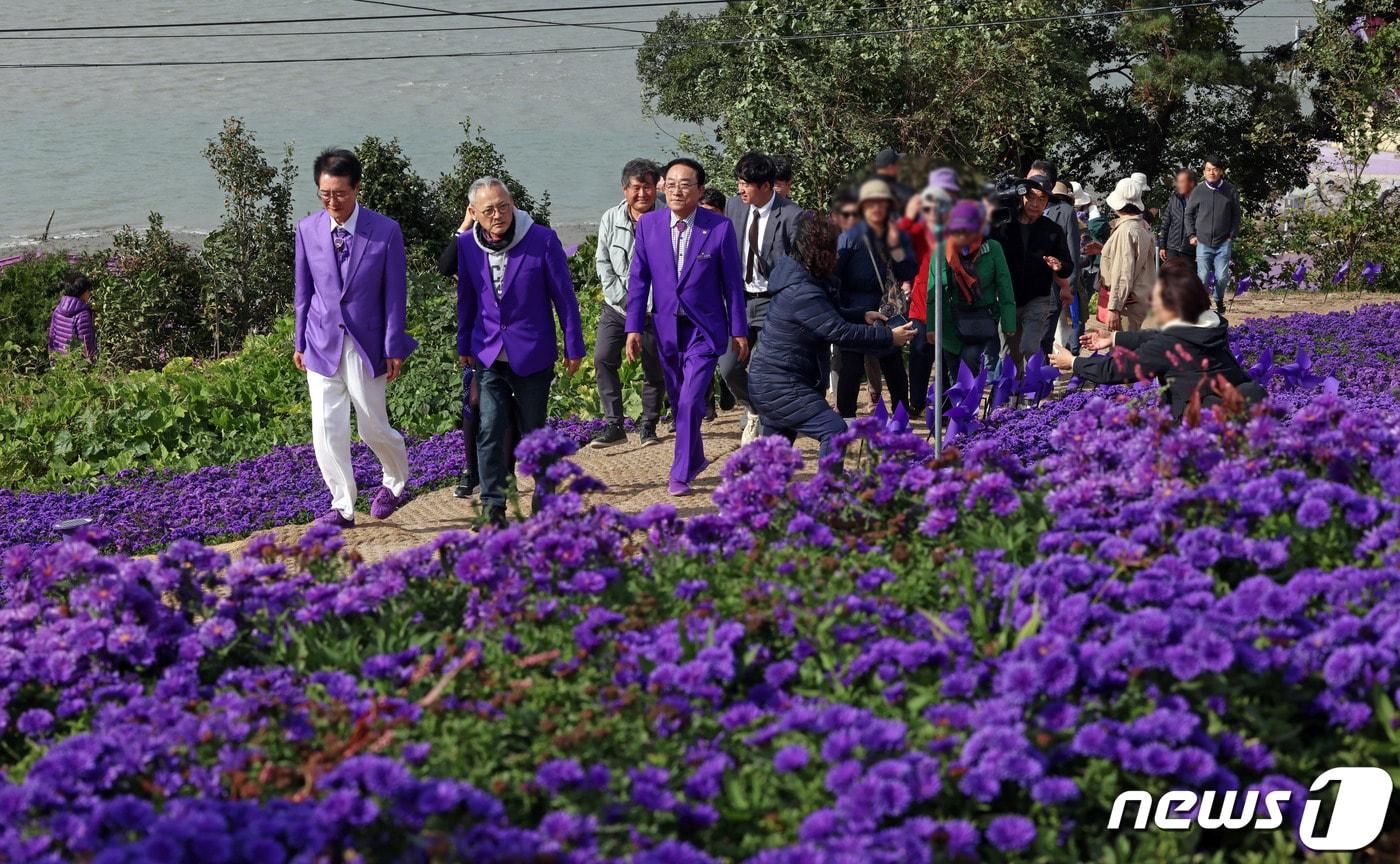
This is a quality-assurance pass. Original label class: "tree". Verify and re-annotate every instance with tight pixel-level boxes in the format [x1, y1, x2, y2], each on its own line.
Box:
[432, 117, 552, 236]
[355, 136, 439, 256]
[201, 118, 297, 356]
[636, 0, 1314, 212]
[637, 0, 1087, 209]
[1056, 0, 1314, 211]
[99, 214, 211, 368]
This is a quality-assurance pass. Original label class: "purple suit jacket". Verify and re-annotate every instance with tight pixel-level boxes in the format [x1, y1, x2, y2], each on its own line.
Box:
[294, 207, 417, 379]
[626, 207, 746, 355]
[455, 222, 586, 377]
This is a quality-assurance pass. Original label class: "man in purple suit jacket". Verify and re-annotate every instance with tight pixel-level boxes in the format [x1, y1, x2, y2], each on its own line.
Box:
[294, 149, 418, 528]
[626, 158, 748, 495]
[456, 177, 585, 523]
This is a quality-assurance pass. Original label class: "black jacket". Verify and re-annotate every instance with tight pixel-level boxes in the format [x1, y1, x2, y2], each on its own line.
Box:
[1185, 180, 1241, 247]
[1157, 192, 1191, 254]
[1072, 312, 1261, 418]
[748, 257, 893, 428]
[991, 215, 1071, 307]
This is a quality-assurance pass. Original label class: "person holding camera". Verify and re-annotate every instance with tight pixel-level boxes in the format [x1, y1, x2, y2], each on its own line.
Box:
[834, 179, 918, 417]
[928, 200, 1017, 387]
[749, 216, 918, 459]
[990, 175, 1072, 370]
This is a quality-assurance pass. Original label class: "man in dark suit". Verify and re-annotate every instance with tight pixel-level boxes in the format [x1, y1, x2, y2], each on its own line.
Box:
[718, 152, 803, 444]
[626, 158, 747, 496]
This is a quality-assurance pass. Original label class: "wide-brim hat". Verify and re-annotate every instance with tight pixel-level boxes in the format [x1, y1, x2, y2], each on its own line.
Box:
[858, 178, 896, 205]
[1071, 181, 1092, 207]
[1051, 180, 1074, 202]
[1106, 177, 1145, 211]
[946, 199, 984, 233]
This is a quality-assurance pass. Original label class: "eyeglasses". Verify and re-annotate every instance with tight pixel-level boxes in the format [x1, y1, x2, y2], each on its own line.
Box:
[664, 180, 699, 192]
[838, 210, 859, 219]
[474, 205, 509, 218]
[317, 190, 353, 202]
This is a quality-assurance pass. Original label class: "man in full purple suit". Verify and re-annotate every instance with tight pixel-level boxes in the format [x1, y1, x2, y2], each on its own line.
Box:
[293, 148, 417, 528]
[626, 158, 748, 496]
[456, 177, 586, 524]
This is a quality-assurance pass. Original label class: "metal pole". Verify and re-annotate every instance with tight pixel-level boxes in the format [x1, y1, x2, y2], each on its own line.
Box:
[932, 217, 945, 456]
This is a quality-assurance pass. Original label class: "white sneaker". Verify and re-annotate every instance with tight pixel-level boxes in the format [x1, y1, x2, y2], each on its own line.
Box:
[740, 413, 761, 446]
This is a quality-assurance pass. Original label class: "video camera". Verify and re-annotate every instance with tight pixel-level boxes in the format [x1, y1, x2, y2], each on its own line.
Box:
[985, 172, 1028, 229]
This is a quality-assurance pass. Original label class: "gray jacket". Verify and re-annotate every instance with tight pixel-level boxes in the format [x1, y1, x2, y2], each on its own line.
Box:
[1185, 179, 1241, 247]
[1044, 199, 1081, 282]
[1157, 191, 1191, 253]
[724, 192, 803, 328]
[596, 200, 644, 314]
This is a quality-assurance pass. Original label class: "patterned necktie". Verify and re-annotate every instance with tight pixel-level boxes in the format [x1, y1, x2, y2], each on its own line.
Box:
[674, 219, 688, 276]
[746, 207, 760, 283]
[331, 227, 351, 285]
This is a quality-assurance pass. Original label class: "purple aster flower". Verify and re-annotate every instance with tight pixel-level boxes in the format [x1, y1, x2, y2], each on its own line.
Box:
[986, 815, 1037, 852]
[774, 744, 811, 774]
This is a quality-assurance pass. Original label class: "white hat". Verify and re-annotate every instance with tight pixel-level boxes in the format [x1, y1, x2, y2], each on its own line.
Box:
[1071, 181, 1091, 207]
[1106, 177, 1145, 212]
[1130, 172, 1149, 193]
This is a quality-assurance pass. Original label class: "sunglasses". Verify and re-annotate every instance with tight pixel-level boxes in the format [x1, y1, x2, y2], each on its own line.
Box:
[838, 210, 859, 219]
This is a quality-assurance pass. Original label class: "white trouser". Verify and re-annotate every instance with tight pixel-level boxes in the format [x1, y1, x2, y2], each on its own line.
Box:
[307, 339, 409, 518]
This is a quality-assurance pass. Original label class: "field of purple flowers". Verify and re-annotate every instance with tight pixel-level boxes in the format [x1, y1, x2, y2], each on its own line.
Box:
[2, 303, 1400, 862]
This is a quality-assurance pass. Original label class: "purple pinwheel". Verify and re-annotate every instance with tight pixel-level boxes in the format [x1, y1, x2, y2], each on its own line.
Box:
[1279, 346, 1324, 389]
[1333, 260, 1350, 284]
[945, 365, 988, 440]
[1362, 262, 1383, 285]
[988, 353, 1019, 412]
[1291, 262, 1307, 288]
[872, 396, 889, 425]
[1248, 347, 1275, 386]
[1205, 270, 1217, 290]
[1234, 275, 1252, 297]
[1019, 352, 1060, 404]
[1322, 376, 1340, 395]
[890, 401, 910, 433]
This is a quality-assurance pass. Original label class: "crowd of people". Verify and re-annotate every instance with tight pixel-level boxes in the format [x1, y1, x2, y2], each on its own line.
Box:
[47, 146, 1258, 525]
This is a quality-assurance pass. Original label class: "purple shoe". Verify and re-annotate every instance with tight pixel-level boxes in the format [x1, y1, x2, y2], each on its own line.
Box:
[317, 509, 355, 529]
[668, 479, 692, 497]
[370, 487, 411, 519]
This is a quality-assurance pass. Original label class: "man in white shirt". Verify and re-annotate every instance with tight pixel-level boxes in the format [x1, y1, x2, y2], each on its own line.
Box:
[719, 152, 803, 444]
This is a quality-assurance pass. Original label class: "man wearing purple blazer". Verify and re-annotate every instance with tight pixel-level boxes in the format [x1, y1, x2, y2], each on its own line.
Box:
[626, 158, 748, 496]
[294, 149, 418, 528]
[456, 177, 586, 524]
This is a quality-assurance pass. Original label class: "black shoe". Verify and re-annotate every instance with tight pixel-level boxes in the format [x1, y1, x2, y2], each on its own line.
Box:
[704, 403, 717, 423]
[1215, 300, 1226, 316]
[718, 387, 736, 411]
[589, 422, 627, 448]
[639, 424, 660, 446]
[453, 471, 478, 499]
[483, 506, 507, 527]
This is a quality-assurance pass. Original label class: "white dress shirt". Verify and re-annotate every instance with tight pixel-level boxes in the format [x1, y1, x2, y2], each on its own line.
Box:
[331, 204, 360, 236]
[743, 195, 775, 294]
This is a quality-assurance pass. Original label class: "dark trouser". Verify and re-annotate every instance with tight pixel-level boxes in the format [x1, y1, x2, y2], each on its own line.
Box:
[1165, 248, 1192, 262]
[762, 409, 848, 461]
[478, 360, 553, 509]
[942, 342, 997, 392]
[908, 321, 934, 414]
[717, 295, 769, 410]
[594, 304, 664, 427]
[836, 348, 908, 418]
[463, 361, 517, 482]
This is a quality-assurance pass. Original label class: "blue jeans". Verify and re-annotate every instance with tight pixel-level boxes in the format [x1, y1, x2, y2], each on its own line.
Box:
[478, 360, 553, 509]
[1196, 240, 1231, 304]
[762, 410, 848, 461]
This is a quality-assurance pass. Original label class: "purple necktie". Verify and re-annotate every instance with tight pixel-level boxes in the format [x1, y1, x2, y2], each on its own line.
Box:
[332, 227, 352, 285]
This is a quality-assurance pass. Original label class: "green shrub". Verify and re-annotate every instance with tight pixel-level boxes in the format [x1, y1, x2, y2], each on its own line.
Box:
[95, 214, 213, 368]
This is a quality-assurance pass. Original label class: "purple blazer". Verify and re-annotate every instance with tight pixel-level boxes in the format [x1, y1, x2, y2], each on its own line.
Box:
[455, 221, 586, 377]
[626, 207, 746, 355]
[294, 207, 417, 379]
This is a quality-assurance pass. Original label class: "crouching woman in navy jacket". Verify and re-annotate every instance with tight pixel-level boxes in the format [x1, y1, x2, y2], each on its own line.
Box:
[748, 216, 918, 458]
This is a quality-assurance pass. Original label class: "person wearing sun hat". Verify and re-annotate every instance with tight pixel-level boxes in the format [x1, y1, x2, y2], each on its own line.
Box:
[901, 166, 961, 413]
[1093, 177, 1157, 332]
[834, 178, 918, 417]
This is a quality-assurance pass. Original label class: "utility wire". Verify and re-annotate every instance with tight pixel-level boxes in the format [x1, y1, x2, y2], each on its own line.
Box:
[342, 0, 648, 36]
[0, 0, 1254, 69]
[0, 0, 731, 34]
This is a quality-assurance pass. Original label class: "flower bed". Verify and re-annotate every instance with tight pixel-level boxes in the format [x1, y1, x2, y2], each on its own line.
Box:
[0, 417, 614, 554]
[3, 367, 1400, 860]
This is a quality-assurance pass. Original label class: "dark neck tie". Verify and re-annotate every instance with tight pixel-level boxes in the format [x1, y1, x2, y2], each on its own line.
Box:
[745, 207, 760, 283]
[332, 227, 352, 285]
